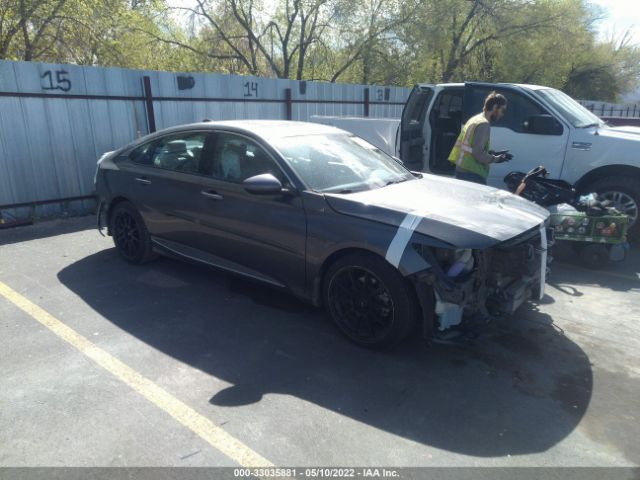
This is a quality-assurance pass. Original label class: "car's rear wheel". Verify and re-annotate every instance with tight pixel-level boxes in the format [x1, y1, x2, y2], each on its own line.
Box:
[110, 201, 156, 264]
[323, 252, 418, 349]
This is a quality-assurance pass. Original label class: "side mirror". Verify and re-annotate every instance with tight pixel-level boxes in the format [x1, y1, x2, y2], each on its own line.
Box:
[524, 114, 563, 135]
[243, 173, 284, 195]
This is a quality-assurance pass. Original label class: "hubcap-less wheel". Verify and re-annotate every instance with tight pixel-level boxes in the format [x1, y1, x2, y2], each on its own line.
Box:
[600, 190, 638, 226]
[113, 211, 142, 260]
[328, 266, 395, 344]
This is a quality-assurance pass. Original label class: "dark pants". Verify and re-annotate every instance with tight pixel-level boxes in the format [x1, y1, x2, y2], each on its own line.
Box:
[455, 170, 487, 185]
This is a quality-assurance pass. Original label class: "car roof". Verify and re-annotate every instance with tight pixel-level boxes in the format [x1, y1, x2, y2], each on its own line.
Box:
[153, 120, 347, 143]
[425, 82, 549, 91]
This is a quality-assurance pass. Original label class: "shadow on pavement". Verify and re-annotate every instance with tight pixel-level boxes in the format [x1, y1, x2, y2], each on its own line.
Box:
[58, 248, 593, 458]
[549, 242, 640, 293]
[0, 215, 95, 246]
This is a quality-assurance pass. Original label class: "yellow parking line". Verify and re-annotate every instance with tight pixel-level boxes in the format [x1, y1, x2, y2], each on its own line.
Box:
[0, 280, 274, 468]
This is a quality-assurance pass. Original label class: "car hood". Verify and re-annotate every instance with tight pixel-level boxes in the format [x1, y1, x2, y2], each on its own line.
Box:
[606, 125, 640, 136]
[324, 175, 549, 249]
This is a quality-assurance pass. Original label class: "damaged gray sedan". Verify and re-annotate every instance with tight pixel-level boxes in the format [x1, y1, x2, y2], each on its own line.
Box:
[95, 120, 551, 349]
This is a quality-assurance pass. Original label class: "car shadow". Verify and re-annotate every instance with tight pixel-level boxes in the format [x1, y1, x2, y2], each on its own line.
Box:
[549, 242, 640, 293]
[57, 248, 593, 458]
[0, 215, 95, 247]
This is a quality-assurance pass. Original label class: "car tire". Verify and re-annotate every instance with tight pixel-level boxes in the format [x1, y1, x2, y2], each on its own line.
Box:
[323, 252, 419, 349]
[584, 176, 640, 240]
[109, 201, 157, 264]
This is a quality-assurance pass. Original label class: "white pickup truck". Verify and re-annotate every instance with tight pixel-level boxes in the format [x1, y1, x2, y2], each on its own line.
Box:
[312, 81, 640, 237]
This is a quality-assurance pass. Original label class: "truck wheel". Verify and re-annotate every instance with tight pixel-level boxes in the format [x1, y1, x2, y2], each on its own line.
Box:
[584, 176, 640, 240]
[109, 201, 157, 264]
[323, 252, 419, 350]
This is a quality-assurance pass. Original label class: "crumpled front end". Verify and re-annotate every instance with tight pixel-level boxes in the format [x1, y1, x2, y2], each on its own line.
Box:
[409, 224, 553, 334]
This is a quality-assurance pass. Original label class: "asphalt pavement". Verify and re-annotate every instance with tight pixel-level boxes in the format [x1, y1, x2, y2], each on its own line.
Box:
[1, 216, 639, 471]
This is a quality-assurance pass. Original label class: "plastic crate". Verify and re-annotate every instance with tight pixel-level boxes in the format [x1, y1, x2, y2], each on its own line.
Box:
[550, 212, 628, 244]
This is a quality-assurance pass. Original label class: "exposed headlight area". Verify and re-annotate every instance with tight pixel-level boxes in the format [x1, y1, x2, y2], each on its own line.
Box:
[433, 248, 475, 277]
[410, 227, 550, 333]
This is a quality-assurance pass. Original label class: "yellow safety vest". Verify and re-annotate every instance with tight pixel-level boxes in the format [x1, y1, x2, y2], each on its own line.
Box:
[448, 113, 491, 179]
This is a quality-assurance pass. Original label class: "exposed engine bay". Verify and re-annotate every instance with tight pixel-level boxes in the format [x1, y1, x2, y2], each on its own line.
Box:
[411, 224, 552, 333]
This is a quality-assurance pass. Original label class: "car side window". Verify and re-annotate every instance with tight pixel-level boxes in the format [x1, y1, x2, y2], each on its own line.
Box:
[146, 133, 208, 174]
[468, 88, 546, 133]
[129, 142, 154, 165]
[210, 133, 285, 184]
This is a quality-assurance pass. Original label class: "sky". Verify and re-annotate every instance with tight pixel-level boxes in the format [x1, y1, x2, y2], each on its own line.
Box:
[591, 0, 640, 43]
[591, 0, 640, 101]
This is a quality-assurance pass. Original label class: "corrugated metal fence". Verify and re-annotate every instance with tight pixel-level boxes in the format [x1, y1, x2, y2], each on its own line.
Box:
[0, 60, 410, 224]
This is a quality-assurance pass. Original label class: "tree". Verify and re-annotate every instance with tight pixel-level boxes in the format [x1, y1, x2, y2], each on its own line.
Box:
[400, 0, 573, 84]
[317, 0, 422, 83]
[0, 0, 188, 70]
[158, 0, 421, 82]
[157, 0, 335, 79]
[0, 0, 68, 60]
[563, 31, 640, 101]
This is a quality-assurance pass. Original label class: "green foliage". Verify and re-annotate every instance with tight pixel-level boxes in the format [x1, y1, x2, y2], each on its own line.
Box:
[0, 0, 638, 100]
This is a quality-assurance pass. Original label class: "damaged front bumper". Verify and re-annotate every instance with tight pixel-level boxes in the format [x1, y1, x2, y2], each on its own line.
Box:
[410, 224, 553, 335]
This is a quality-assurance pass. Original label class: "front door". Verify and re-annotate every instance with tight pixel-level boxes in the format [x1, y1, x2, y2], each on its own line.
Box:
[399, 84, 434, 171]
[428, 88, 464, 175]
[192, 131, 307, 291]
[462, 82, 569, 188]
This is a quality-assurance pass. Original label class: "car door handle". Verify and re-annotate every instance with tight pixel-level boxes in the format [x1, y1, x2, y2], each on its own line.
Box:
[201, 190, 223, 200]
[135, 177, 152, 185]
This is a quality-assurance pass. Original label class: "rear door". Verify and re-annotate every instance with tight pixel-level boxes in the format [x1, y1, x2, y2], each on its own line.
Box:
[111, 131, 208, 237]
[117, 131, 211, 242]
[462, 82, 569, 188]
[399, 84, 434, 171]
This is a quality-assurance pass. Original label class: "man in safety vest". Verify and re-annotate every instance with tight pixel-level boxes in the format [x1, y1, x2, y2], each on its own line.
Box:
[448, 91, 509, 185]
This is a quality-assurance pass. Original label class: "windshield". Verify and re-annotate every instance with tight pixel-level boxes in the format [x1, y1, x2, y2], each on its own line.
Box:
[537, 88, 604, 128]
[272, 133, 414, 193]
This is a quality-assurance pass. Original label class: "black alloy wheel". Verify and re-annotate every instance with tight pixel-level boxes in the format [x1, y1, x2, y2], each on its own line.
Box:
[323, 252, 419, 349]
[113, 209, 142, 261]
[109, 201, 156, 264]
[328, 265, 395, 344]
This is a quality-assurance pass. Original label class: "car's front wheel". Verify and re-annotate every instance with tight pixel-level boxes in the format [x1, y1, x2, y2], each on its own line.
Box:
[109, 201, 157, 264]
[323, 252, 418, 349]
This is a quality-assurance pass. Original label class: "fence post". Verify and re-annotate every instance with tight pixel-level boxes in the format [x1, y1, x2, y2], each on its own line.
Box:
[364, 88, 370, 117]
[143, 75, 156, 133]
[285, 88, 293, 120]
